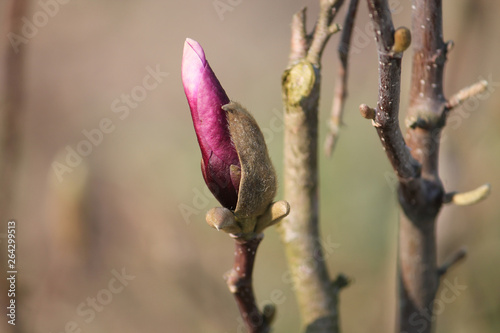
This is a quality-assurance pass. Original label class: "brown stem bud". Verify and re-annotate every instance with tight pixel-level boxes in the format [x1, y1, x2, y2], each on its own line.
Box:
[359, 103, 376, 119]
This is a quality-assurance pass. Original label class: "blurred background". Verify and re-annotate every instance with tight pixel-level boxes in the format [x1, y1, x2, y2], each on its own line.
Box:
[0, 0, 499, 332]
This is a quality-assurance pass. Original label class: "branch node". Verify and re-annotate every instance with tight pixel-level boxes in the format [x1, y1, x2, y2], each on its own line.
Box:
[262, 303, 276, 325]
[359, 103, 376, 119]
[437, 247, 467, 277]
[328, 23, 342, 35]
[443, 183, 491, 206]
[331, 273, 351, 292]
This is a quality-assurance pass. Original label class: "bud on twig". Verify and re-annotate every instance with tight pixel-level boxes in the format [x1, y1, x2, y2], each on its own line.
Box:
[391, 27, 411, 54]
[182, 38, 289, 238]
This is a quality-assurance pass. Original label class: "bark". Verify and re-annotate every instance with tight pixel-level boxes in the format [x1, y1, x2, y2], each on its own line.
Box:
[324, 0, 359, 157]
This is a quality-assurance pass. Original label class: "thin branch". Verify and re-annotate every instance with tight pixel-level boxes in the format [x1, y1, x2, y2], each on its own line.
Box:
[307, 0, 344, 66]
[437, 248, 467, 277]
[289, 8, 309, 66]
[1, 2, 28, 333]
[1, 0, 27, 214]
[445, 80, 488, 111]
[365, 0, 419, 180]
[324, 0, 359, 157]
[225, 234, 272, 333]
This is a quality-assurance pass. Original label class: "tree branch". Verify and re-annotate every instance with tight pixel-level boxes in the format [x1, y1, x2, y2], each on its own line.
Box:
[364, 0, 489, 332]
[437, 247, 467, 277]
[1, 0, 27, 221]
[1, 2, 28, 333]
[307, 0, 344, 66]
[225, 234, 272, 333]
[365, 0, 443, 332]
[279, 1, 345, 332]
[324, 0, 359, 157]
[445, 80, 488, 111]
[289, 8, 309, 66]
[365, 0, 419, 181]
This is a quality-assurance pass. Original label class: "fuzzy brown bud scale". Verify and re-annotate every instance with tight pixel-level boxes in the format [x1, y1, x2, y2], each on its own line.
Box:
[206, 101, 290, 238]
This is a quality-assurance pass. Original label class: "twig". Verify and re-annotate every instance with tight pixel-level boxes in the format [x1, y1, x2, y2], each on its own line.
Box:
[307, 0, 344, 66]
[225, 234, 271, 333]
[1, 2, 28, 333]
[1, 0, 27, 217]
[324, 0, 359, 157]
[289, 8, 309, 66]
[437, 248, 467, 277]
[365, 0, 419, 181]
[445, 80, 488, 111]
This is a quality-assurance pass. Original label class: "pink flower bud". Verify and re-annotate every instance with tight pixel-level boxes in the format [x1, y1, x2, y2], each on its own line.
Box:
[182, 38, 241, 210]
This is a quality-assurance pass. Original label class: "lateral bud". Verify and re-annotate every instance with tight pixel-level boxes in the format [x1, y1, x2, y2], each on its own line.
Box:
[359, 104, 376, 120]
[206, 207, 242, 234]
[262, 303, 276, 325]
[391, 27, 411, 53]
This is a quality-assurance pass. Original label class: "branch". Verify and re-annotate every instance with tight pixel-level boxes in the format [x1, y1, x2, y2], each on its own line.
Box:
[364, 1, 444, 333]
[225, 235, 272, 333]
[437, 247, 467, 277]
[364, 0, 418, 180]
[445, 80, 488, 111]
[307, 0, 344, 66]
[289, 8, 309, 66]
[1, 0, 27, 216]
[1, 2, 28, 333]
[279, 1, 345, 332]
[324, 0, 359, 157]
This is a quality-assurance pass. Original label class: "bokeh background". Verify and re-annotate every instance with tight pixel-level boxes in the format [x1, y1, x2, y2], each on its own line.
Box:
[0, 0, 499, 332]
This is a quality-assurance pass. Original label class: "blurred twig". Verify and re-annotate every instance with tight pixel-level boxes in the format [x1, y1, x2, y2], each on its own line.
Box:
[1, 2, 28, 333]
[324, 0, 359, 157]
